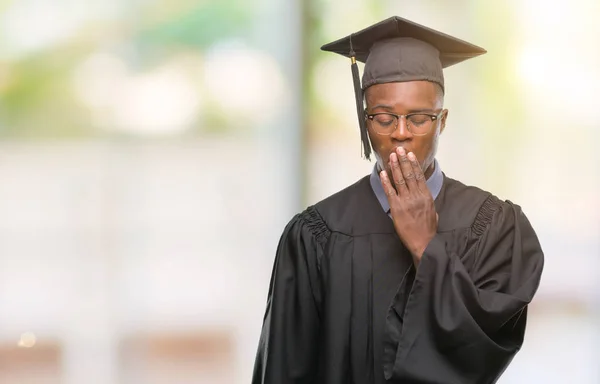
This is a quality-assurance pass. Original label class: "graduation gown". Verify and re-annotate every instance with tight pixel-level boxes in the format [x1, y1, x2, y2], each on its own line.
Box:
[252, 174, 544, 384]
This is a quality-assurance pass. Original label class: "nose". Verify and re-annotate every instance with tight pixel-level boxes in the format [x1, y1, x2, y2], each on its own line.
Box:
[390, 115, 413, 141]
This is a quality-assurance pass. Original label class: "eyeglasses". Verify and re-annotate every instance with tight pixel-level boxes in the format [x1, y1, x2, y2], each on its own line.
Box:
[365, 110, 443, 136]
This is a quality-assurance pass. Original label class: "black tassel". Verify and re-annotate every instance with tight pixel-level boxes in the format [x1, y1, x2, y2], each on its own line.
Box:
[349, 44, 371, 160]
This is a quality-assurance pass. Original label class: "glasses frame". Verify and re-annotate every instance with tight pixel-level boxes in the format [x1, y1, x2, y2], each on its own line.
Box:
[365, 109, 444, 136]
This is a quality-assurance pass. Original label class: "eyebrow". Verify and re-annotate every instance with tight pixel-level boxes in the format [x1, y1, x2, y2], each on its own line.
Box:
[369, 104, 394, 111]
[368, 104, 437, 113]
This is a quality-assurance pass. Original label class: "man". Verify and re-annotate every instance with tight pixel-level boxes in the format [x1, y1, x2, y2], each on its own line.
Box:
[252, 16, 544, 384]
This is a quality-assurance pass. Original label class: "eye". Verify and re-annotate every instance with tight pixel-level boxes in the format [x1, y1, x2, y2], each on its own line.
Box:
[373, 114, 396, 127]
[408, 114, 431, 126]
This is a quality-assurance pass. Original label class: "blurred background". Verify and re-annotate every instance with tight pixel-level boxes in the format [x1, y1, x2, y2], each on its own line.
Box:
[0, 0, 598, 383]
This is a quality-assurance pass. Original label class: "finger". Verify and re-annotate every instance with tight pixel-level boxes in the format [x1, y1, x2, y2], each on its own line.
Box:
[407, 152, 428, 193]
[389, 152, 408, 196]
[396, 147, 417, 193]
[379, 170, 398, 201]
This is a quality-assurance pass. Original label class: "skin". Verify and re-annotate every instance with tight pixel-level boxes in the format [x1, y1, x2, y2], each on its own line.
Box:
[364, 81, 448, 265]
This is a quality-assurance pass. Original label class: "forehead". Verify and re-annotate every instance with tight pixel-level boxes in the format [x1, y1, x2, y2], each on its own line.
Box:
[365, 81, 439, 109]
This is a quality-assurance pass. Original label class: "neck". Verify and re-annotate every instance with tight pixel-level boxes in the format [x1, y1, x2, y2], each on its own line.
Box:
[423, 160, 436, 180]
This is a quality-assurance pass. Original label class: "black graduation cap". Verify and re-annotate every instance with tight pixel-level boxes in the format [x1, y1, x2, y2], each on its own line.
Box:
[321, 16, 486, 160]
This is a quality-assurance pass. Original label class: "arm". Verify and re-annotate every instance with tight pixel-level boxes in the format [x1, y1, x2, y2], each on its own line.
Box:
[252, 211, 325, 384]
[379, 148, 543, 383]
[385, 200, 544, 383]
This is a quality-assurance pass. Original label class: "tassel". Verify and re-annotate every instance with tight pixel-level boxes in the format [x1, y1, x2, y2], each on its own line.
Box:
[349, 42, 371, 160]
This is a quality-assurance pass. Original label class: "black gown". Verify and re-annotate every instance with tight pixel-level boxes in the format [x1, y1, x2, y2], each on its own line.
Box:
[252, 173, 544, 384]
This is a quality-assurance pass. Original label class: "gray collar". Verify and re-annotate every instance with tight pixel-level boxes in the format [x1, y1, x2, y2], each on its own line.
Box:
[369, 159, 444, 215]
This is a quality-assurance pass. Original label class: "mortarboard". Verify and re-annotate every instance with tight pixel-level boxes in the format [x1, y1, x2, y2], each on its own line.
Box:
[321, 16, 486, 160]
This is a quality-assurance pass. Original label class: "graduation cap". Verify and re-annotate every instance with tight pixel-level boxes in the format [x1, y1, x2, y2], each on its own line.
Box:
[321, 16, 486, 160]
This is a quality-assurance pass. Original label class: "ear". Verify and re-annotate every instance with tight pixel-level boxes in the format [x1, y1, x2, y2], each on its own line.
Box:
[440, 109, 448, 134]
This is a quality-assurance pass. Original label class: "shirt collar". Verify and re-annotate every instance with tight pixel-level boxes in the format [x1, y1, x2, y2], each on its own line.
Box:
[369, 159, 444, 214]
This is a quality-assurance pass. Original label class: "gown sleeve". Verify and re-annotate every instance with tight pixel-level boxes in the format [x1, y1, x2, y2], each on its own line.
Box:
[252, 207, 327, 384]
[384, 196, 544, 383]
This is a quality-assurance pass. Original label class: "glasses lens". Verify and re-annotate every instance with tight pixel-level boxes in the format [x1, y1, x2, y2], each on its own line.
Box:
[372, 114, 397, 134]
[407, 114, 434, 135]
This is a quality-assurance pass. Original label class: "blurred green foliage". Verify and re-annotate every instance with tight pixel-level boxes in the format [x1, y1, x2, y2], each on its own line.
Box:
[137, 0, 252, 50]
[471, 1, 525, 190]
[0, 0, 252, 139]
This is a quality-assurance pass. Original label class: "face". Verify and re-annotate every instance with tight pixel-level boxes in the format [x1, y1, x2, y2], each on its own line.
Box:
[365, 81, 448, 180]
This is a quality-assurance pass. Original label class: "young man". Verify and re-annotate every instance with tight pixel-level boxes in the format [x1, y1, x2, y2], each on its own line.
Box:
[252, 16, 544, 384]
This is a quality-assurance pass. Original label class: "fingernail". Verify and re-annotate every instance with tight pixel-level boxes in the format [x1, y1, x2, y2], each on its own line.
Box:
[397, 147, 406, 155]
[408, 152, 416, 161]
[391, 153, 398, 163]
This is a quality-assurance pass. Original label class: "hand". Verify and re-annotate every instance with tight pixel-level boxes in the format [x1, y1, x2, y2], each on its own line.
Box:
[380, 147, 438, 263]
